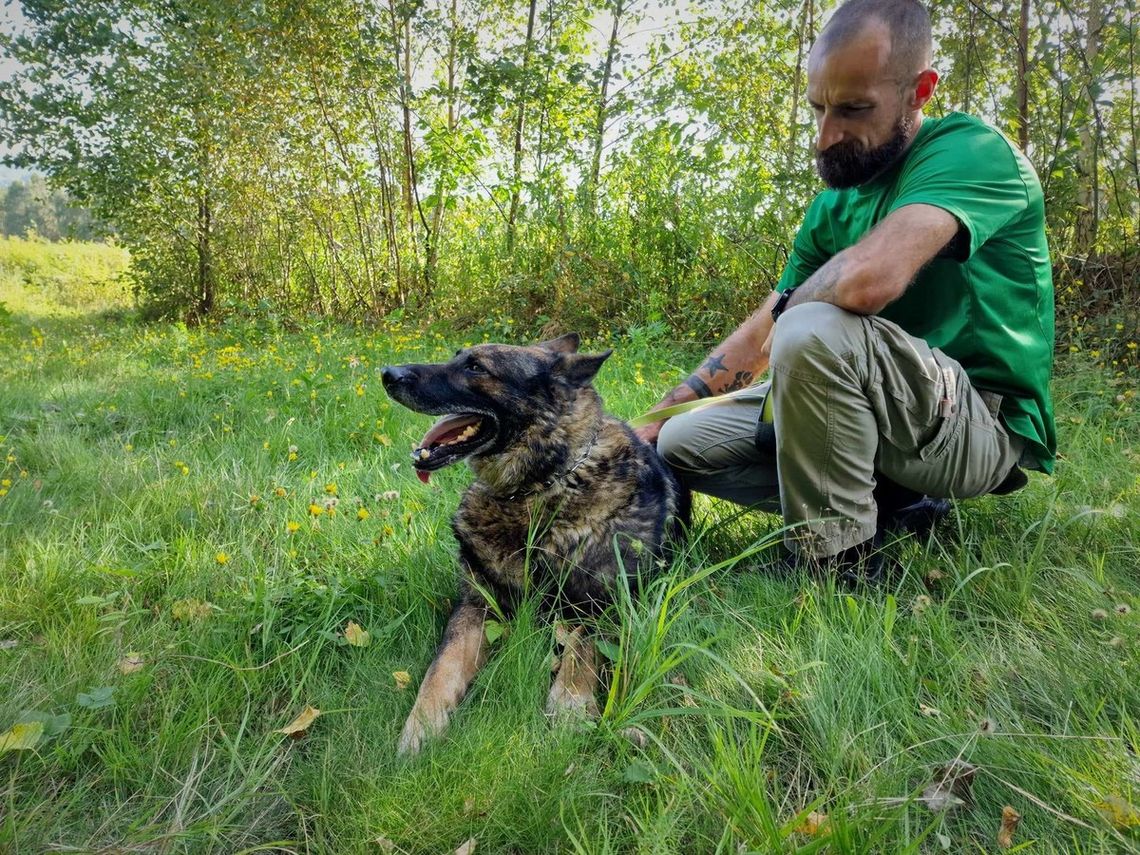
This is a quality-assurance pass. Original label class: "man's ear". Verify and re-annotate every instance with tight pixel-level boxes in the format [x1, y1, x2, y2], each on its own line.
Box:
[909, 68, 939, 110]
[536, 332, 580, 354]
[554, 349, 613, 387]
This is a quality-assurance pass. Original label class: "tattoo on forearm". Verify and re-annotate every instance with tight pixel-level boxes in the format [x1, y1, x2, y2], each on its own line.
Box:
[684, 375, 712, 399]
[722, 370, 754, 393]
[789, 255, 847, 308]
[702, 353, 728, 376]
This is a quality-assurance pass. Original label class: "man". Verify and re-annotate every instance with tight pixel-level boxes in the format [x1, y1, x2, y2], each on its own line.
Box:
[639, 0, 1056, 580]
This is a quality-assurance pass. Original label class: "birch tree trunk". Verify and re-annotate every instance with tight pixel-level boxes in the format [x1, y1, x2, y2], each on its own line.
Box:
[506, 0, 539, 252]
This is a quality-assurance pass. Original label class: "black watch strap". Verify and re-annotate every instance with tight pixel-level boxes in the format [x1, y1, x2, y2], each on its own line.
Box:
[771, 287, 797, 323]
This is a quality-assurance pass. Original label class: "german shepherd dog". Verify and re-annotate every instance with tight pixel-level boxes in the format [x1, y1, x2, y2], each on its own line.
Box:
[380, 334, 689, 755]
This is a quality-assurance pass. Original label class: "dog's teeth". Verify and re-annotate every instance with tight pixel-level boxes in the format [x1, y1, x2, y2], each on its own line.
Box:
[418, 448, 431, 460]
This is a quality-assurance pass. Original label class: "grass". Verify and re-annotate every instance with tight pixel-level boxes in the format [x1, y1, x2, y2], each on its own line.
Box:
[1, 247, 1139, 853]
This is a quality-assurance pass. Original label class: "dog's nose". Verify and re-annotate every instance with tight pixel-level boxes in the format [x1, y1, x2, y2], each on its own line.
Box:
[381, 365, 412, 388]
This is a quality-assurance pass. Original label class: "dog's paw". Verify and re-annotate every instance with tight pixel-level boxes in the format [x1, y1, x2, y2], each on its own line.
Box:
[396, 706, 449, 756]
[545, 682, 600, 721]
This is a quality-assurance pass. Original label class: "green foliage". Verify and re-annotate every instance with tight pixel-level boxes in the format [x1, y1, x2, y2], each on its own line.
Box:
[2, 0, 1135, 331]
[0, 235, 131, 314]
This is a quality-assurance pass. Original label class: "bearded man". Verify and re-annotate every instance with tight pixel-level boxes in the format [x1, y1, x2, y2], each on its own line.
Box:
[639, 0, 1056, 581]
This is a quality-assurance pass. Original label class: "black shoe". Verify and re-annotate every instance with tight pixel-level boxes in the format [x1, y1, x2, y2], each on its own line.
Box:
[884, 496, 952, 536]
[771, 533, 897, 587]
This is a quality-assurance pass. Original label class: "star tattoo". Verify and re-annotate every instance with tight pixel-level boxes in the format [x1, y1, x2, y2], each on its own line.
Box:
[702, 353, 728, 376]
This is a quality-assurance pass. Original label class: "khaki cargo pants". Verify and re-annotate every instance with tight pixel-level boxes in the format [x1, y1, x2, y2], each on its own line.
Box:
[657, 303, 1024, 558]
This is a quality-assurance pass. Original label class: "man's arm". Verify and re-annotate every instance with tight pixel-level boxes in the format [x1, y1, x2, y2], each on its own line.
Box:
[637, 203, 959, 444]
[634, 291, 779, 445]
[782, 203, 960, 316]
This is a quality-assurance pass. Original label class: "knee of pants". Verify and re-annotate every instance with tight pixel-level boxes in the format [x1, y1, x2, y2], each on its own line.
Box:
[770, 302, 864, 373]
[656, 417, 693, 472]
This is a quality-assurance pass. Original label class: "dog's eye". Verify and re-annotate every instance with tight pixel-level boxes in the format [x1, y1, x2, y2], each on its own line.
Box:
[465, 358, 486, 375]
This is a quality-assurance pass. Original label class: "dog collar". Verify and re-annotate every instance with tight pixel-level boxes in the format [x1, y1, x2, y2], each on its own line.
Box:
[505, 424, 601, 501]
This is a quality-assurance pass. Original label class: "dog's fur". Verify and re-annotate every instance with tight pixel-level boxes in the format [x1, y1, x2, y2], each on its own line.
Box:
[381, 333, 689, 754]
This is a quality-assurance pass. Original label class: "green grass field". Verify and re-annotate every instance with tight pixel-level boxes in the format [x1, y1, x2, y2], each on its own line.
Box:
[1, 241, 1139, 853]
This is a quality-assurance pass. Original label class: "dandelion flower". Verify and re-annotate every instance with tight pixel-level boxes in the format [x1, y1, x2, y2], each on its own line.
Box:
[286, 520, 301, 533]
[274, 486, 288, 498]
[308, 503, 324, 517]
[357, 507, 370, 521]
[325, 482, 338, 496]
[216, 552, 231, 565]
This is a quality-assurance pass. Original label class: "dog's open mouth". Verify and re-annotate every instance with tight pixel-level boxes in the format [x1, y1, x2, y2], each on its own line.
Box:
[410, 413, 497, 482]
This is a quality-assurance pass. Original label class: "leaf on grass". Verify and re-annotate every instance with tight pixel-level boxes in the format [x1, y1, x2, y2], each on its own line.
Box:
[171, 598, 214, 622]
[0, 720, 43, 752]
[118, 652, 145, 674]
[594, 638, 620, 663]
[919, 703, 941, 717]
[76, 686, 116, 710]
[393, 671, 412, 690]
[1096, 795, 1140, 829]
[795, 810, 830, 837]
[373, 837, 396, 852]
[997, 805, 1021, 849]
[454, 838, 476, 855]
[275, 705, 321, 736]
[623, 760, 656, 783]
[483, 619, 505, 646]
[920, 759, 977, 813]
[344, 621, 371, 647]
[0, 639, 17, 650]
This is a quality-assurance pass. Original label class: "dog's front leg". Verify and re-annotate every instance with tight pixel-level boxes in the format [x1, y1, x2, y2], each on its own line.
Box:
[546, 624, 600, 719]
[398, 597, 489, 755]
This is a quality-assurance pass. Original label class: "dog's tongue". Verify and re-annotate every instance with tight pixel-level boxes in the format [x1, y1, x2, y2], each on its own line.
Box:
[420, 414, 482, 448]
[412, 414, 483, 484]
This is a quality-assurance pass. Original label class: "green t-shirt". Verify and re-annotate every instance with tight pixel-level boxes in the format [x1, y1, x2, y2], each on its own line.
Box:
[776, 112, 1056, 473]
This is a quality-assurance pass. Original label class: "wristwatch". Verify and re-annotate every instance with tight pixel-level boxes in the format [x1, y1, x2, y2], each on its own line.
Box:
[770, 287, 797, 323]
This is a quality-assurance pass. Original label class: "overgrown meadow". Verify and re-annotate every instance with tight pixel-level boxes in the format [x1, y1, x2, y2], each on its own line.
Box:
[1, 240, 1139, 853]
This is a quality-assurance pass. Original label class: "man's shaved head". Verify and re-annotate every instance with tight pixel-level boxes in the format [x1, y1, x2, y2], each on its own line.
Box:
[815, 0, 932, 80]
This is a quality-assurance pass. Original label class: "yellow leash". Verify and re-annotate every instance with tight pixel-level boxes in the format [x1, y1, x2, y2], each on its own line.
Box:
[628, 385, 774, 428]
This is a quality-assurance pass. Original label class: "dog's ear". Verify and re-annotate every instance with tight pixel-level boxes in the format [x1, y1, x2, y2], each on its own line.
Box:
[554, 349, 612, 387]
[536, 332, 580, 354]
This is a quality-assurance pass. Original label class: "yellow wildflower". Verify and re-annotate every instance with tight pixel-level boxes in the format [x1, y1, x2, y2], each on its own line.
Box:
[215, 552, 231, 565]
[286, 520, 301, 533]
[357, 507, 370, 521]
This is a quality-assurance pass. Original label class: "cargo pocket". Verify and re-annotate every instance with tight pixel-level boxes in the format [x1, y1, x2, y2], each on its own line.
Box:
[917, 362, 960, 462]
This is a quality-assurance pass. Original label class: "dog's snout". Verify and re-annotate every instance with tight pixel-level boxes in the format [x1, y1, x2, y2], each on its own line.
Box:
[381, 365, 413, 389]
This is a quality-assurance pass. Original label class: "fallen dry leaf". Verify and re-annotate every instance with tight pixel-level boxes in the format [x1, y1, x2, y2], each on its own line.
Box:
[117, 652, 145, 674]
[393, 670, 412, 690]
[997, 805, 1021, 849]
[345, 621, 371, 647]
[454, 838, 476, 855]
[795, 810, 830, 837]
[0, 640, 17, 650]
[0, 720, 43, 752]
[1096, 794, 1140, 830]
[373, 837, 396, 852]
[920, 759, 977, 813]
[274, 704, 321, 737]
[621, 727, 648, 748]
[919, 703, 941, 717]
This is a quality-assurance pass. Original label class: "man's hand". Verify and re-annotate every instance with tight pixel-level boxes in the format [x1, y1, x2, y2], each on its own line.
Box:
[634, 420, 665, 447]
[636, 291, 780, 446]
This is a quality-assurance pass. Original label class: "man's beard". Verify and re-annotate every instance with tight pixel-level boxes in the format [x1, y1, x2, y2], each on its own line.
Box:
[815, 114, 913, 189]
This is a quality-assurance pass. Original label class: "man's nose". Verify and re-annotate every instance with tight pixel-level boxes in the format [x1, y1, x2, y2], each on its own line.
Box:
[816, 113, 844, 151]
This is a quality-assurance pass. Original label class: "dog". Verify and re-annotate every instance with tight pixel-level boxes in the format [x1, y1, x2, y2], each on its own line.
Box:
[380, 333, 689, 755]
